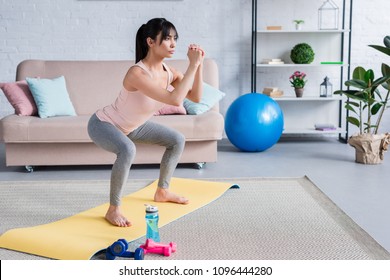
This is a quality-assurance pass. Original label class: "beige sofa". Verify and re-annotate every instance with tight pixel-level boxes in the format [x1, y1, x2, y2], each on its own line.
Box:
[0, 59, 224, 171]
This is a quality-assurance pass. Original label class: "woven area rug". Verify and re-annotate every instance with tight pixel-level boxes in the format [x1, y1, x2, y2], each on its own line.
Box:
[0, 177, 389, 260]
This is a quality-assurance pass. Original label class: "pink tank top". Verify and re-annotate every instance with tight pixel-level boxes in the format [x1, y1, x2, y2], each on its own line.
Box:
[96, 61, 174, 134]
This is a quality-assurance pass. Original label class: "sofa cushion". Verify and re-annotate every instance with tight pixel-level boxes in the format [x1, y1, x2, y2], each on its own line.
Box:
[0, 111, 224, 143]
[154, 84, 187, 116]
[0, 80, 38, 116]
[26, 76, 77, 118]
[154, 104, 187, 116]
[151, 111, 224, 140]
[0, 115, 90, 143]
[184, 82, 226, 115]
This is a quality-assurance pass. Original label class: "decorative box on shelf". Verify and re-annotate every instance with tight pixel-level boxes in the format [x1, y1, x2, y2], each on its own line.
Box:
[261, 58, 285, 65]
[262, 87, 284, 98]
[266, 26, 282, 30]
[315, 123, 337, 131]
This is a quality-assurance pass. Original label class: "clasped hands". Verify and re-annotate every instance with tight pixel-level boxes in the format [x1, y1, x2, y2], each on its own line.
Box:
[187, 43, 205, 66]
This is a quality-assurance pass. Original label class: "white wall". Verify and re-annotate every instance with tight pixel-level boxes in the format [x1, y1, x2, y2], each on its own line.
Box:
[0, 0, 389, 132]
[0, 0, 252, 117]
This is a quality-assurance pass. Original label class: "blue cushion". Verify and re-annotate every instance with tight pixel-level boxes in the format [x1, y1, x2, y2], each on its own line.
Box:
[183, 83, 225, 115]
[26, 76, 76, 118]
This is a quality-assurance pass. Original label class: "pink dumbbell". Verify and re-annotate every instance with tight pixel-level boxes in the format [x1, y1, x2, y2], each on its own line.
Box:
[140, 239, 177, 257]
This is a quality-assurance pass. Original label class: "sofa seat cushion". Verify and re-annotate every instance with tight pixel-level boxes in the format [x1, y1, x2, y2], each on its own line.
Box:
[0, 111, 224, 143]
[151, 111, 224, 140]
[0, 115, 91, 143]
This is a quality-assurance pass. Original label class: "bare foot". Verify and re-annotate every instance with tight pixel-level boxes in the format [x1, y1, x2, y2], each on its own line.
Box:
[154, 188, 189, 204]
[105, 205, 132, 227]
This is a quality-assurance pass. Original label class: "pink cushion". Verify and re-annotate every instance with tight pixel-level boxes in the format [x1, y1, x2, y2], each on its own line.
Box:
[154, 85, 186, 116]
[154, 104, 187, 116]
[0, 80, 38, 116]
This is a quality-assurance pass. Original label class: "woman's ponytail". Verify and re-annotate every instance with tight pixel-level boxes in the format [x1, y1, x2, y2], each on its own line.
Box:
[135, 24, 147, 63]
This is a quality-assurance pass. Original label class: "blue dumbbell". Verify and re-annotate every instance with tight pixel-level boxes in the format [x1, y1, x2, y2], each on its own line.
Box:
[106, 239, 144, 260]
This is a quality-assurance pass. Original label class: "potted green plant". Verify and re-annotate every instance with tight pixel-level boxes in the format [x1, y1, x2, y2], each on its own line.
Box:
[335, 36, 390, 164]
[290, 43, 315, 64]
[289, 71, 307, 97]
[293, 19, 304, 30]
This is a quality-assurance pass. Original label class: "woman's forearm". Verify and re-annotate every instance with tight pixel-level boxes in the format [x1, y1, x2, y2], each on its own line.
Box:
[169, 63, 199, 106]
[187, 63, 203, 103]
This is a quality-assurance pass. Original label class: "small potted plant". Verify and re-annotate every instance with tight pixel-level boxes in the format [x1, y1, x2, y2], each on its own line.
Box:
[293, 19, 304, 30]
[335, 36, 390, 164]
[289, 71, 307, 97]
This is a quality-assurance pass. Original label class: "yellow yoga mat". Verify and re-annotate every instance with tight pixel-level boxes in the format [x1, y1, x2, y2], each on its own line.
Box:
[0, 177, 237, 260]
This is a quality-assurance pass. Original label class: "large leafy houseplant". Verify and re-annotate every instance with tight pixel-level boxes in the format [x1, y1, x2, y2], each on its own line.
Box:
[335, 36, 390, 164]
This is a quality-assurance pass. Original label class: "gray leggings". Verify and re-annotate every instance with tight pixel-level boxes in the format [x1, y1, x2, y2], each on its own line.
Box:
[87, 114, 185, 206]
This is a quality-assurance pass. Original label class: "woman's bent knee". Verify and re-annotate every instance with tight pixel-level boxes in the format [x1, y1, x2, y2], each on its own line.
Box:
[118, 142, 136, 164]
[172, 132, 185, 150]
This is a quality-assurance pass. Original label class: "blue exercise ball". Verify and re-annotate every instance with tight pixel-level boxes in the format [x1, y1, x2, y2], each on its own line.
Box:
[225, 93, 284, 152]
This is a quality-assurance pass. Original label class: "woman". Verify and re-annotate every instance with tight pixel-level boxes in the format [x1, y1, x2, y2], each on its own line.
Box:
[87, 18, 204, 227]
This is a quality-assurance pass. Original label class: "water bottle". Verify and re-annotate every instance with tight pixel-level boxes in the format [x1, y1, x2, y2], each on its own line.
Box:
[145, 204, 160, 242]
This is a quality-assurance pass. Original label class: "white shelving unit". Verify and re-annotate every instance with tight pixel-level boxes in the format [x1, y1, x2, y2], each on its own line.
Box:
[251, 0, 353, 140]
